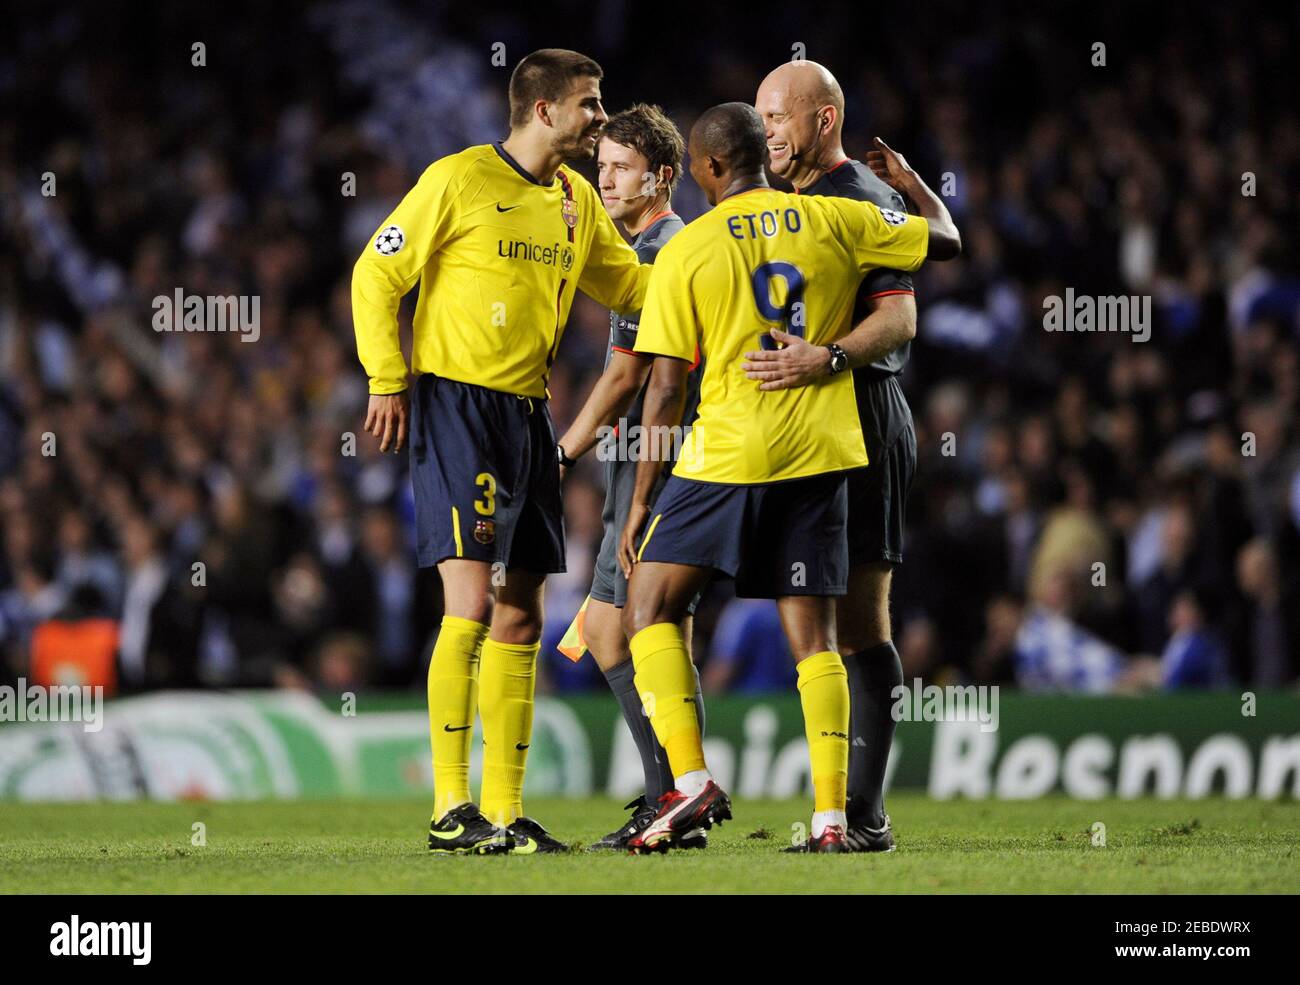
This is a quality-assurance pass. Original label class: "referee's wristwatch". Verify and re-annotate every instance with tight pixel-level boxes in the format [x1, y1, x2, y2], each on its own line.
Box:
[825, 343, 849, 375]
[557, 444, 578, 468]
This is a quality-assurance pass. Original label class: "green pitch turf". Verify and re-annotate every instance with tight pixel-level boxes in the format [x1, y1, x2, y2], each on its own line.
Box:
[1, 795, 1296, 894]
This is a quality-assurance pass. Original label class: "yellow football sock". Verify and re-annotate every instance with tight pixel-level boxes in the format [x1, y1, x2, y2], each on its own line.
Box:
[428, 615, 489, 819]
[478, 637, 540, 828]
[796, 650, 850, 813]
[629, 622, 705, 778]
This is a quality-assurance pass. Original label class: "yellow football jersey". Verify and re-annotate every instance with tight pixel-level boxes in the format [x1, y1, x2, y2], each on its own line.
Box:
[634, 186, 928, 484]
[352, 143, 650, 398]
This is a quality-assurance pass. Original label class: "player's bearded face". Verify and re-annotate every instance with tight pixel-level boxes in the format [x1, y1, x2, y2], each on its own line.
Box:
[550, 79, 607, 160]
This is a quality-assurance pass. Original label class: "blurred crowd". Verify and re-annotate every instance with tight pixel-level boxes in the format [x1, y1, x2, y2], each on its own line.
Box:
[1, 1, 1297, 697]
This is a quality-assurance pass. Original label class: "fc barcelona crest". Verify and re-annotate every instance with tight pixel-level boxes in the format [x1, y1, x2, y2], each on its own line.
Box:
[473, 519, 495, 545]
[561, 198, 579, 228]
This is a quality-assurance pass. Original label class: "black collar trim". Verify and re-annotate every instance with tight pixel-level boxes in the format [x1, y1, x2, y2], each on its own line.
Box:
[493, 141, 554, 186]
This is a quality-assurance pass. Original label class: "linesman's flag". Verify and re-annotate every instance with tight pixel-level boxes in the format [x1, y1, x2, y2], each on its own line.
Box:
[557, 594, 591, 662]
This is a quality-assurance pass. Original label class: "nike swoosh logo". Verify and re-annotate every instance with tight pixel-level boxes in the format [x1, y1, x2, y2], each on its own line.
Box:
[515, 742, 530, 750]
[444, 724, 472, 732]
[510, 836, 537, 855]
[429, 824, 465, 840]
[496, 203, 520, 212]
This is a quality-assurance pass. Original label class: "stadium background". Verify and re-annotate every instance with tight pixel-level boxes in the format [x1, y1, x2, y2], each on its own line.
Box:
[1, 0, 1299, 802]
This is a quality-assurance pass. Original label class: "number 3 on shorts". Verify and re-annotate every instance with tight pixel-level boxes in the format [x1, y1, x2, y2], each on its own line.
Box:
[474, 472, 497, 516]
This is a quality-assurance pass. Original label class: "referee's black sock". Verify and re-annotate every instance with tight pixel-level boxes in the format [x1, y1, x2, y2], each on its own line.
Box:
[844, 641, 903, 828]
[603, 658, 675, 802]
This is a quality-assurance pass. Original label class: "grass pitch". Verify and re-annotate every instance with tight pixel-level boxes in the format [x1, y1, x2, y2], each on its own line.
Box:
[1, 795, 1296, 894]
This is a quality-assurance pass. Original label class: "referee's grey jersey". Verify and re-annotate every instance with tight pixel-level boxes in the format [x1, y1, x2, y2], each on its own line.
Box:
[801, 160, 916, 376]
[604, 212, 701, 427]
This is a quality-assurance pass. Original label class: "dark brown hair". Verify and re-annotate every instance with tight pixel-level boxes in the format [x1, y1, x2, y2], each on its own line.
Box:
[508, 49, 603, 129]
[601, 103, 686, 192]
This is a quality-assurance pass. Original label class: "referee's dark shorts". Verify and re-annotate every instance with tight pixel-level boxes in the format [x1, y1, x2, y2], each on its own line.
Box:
[848, 370, 916, 566]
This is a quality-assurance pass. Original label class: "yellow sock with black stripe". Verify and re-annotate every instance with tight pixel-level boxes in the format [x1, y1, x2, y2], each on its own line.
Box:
[428, 616, 489, 819]
[629, 622, 706, 778]
[478, 637, 540, 828]
[796, 650, 850, 813]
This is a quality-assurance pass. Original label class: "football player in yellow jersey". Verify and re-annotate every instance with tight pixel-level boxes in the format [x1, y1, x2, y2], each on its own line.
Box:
[615, 103, 960, 853]
[351, 50, 651, 855]
[752, 61, 932, 853]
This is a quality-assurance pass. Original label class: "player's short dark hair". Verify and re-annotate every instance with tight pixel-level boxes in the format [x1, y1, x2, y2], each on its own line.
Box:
[508, 49, 603, 129]
[692, 102, 768, 174]
[601, 103, 686, 192]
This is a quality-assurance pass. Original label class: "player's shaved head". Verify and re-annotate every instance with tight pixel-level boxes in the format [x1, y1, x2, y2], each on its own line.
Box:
[690, 102, 769, 175]
[759, 60, 844, 121]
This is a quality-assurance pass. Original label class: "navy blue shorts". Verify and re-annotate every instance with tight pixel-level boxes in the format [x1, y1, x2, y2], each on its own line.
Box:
[409, 375, 565, 573]
[635, 472, 850, 599]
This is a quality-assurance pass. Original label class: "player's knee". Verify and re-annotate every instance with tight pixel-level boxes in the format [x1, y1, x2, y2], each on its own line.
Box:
[491, 606, 542, 645]
[622, 599, 666, 641]
[784, 619, 836, 660]
[839, 618, 890, 655]
[791, 638, 836, 662]
[584, 604, 629, 670]
[621, 603, 647, 641]
[838, 571, 892, 653]
[446, 590, 494, 628]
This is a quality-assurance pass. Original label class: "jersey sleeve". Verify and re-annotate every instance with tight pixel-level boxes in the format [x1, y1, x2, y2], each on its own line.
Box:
[836, 200, 929, 275]
[859, 265, 914, 298]
[610, 314, 640, 353]
[577, 180, 652, 314]
[351, 157, 462, 394]
[632, 244, 697, 362]
[854, 183, 915, 297]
